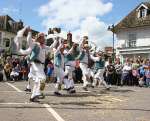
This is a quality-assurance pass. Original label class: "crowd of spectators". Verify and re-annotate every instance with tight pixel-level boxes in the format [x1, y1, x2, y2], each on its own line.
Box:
[0, 55, 150, 88]
[104, 57, 150, 87]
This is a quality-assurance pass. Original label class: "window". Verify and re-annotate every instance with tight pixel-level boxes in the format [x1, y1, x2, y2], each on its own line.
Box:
[138, 6, 147, 18]
[140, 9, 146, 18]
[128, 34, 136, 47]
[6, 40, 10, 47]
[3, 38, 10, 47]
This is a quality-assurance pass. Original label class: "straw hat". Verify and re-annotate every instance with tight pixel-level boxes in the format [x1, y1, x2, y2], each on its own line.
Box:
[35, 33, 45, 40]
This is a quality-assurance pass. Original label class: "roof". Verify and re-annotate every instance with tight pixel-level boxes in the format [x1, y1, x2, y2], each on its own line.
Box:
[0, 15, 39, 36]
[113, 2, 150, 33]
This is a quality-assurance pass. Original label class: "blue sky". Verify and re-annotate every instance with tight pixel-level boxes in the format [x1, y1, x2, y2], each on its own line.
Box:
[0, 0, 146, 48]
[0, 0, 143, 30]
[102, 0, 143, 24]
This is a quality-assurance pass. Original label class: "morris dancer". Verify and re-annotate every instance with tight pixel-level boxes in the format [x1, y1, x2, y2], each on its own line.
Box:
[90, 51, 110, 89]
[15, 26, 57, 102]
[77, 36, 92, 91]
[63, 42, 78, 93]
[53, 39, 65, 95]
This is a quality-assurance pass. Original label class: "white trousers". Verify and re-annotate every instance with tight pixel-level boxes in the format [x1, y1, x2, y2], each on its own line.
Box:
[30, 62, 46, 98]
[80, 63, 91, 87]
[54, 66, 65, 92]
[92, 69, 108, 88]
[64, 65, 75, 89]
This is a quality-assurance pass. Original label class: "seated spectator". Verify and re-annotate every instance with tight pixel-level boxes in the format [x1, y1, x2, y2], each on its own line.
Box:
[10, 64, 21, 81]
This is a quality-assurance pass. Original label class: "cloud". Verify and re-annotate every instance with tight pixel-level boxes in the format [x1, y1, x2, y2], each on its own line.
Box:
[73, 16, 113, 49]
[38, 0, 113, 49]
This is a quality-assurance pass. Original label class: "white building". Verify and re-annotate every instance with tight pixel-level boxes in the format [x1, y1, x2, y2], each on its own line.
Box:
[0, 15, 38, 56]
[113, 2, 150, 62]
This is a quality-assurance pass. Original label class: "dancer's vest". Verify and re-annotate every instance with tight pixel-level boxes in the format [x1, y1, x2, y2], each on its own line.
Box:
[64, 54, 74, 64]
[77, 51, 94, 68]
[77, 51, 85, 61]
[29, 44, 40, 62]
[95, 59, 105, 70]
[54, 53, 62, 67]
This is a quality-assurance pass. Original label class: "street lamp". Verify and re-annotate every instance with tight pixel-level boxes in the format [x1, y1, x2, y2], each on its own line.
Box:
[108, 24, 115, 63]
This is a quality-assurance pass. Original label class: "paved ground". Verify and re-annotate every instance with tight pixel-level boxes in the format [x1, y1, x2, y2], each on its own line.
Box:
[0, 81, 150, 121]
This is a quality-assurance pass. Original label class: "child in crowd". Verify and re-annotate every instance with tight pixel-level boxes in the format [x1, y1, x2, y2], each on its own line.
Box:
[138, 61, 146, 87]
[145, 65, 150, 87]
[46, 62, 54, 83]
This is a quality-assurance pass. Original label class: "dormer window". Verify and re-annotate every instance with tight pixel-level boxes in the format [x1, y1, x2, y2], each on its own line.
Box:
[137, 4, 148, 18]
[140, 7, 147, 18]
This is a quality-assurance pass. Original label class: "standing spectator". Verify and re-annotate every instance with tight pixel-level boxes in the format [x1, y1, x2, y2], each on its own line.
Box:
[131, 59, 140, 86]
[121, 58, 132, 86]
[4, 62, 12, 81]
[20, 56, 28, 80]
[139, 63, 146, 87]
[145, 64, 150, 87]
[105, 58, 115, 86]
[114, 59, 122, 86]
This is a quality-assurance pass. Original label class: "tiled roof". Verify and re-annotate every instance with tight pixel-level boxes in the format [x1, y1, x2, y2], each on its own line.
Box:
[0, 15, 39, 36]
[0, 15, 23, 33]
[113, 2, 150, 33]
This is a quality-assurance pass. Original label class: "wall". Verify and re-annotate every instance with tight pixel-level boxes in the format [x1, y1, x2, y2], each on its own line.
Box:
[116, 26, 150, 47]
[116, 26, 150, 63]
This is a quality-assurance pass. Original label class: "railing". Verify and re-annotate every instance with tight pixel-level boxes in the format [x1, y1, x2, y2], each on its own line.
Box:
[117, 45, 150, 49]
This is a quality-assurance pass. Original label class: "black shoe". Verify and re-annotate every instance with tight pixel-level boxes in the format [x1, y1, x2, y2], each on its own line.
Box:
[70, 86, 74, 89]
[106, 87, 110, 90]
[69, 89, 76, 94]
[37, 94, 45, 99]
[24, 88, 31, 92]
[63, 88, 70, 91]
[83, 87, 88, 91]
[54, 92, 62, 96]
[91, 85, 94, 88]
[30, 96, 40, 102]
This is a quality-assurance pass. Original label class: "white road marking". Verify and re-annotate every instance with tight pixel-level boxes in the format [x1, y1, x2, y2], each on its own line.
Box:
[110, 97, 123, 102]
[5, 82, 23, 92]
[0, 102, 33, 105]
[97, 94, 124, 102]
[104, 95, 123, 102]
[43, 104, 65, 121]
[0, 91, 20, 92]
[1, 82, 98, 121]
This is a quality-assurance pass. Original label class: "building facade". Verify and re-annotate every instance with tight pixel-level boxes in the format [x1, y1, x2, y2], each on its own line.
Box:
[113, 2, 150, 63]
[0, 15, 38, 56]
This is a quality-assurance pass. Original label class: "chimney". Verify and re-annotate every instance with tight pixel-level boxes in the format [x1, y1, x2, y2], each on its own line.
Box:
[67, 31, 73, 47]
